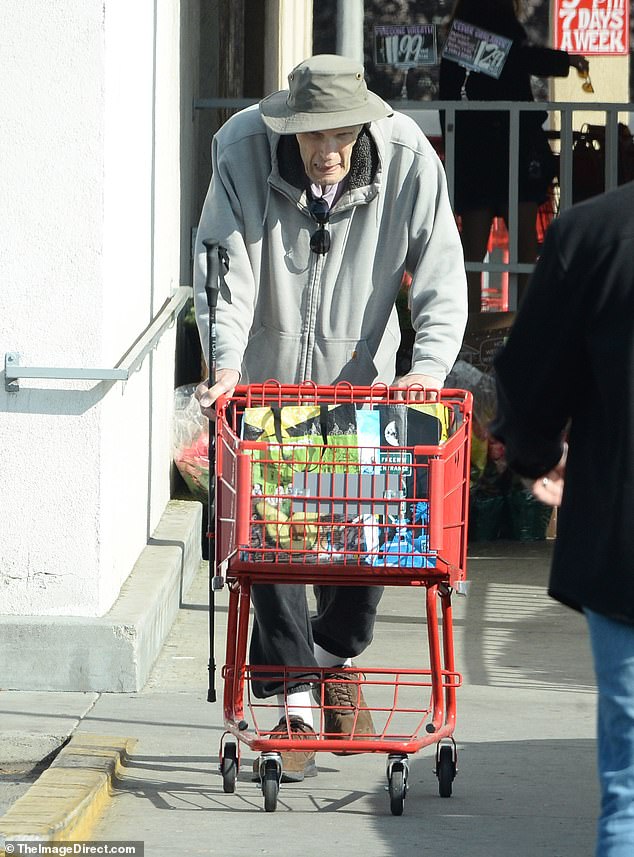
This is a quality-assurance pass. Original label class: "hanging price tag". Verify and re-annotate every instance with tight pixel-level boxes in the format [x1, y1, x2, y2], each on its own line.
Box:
[374, 24, 438, 68]
[441, 19, 512, 79]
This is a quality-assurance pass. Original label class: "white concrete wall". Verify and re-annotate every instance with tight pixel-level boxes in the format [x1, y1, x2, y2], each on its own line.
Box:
[0, 0, 186, 617]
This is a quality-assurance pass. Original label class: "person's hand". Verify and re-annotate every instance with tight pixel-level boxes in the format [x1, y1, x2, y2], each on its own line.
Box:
[569, 55, 589, 75]
[527, 443, 568, 508]
[392, 373, 443, 402]
[194, 368, 241, 419]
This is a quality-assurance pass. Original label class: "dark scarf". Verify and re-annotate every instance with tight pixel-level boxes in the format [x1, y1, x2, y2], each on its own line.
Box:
[276, 125, 379, 192]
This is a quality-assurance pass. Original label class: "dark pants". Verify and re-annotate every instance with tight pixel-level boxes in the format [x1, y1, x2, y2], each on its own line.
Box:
[249, 583, 384, 698]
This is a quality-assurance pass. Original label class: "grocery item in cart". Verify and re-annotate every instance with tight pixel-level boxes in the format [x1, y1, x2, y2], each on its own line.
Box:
[322, 402, 360, 471]
[371, 501, 436, 568]
[242, 405, 325, 513]
[404, 403, 452, 501]
[357, 408, 381, 472]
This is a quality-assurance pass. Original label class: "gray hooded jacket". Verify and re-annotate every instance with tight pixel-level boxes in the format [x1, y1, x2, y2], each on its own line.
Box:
[194, 105, 467, 386]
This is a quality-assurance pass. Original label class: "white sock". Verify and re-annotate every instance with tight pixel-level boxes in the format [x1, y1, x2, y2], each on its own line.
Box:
[276, 691, 314, 728]
[313, 643, 352, 669]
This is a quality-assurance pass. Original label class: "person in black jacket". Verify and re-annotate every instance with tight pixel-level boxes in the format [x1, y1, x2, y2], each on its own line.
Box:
[439, 0, 588, 317]
[491, 180, 634, 857]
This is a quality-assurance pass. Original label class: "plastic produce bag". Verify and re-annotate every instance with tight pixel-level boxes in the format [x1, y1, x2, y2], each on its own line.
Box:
[172, 384, 210, 503]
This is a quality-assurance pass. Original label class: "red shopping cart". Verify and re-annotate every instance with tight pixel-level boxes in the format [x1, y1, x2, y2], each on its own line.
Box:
[210, 380, 472, 814]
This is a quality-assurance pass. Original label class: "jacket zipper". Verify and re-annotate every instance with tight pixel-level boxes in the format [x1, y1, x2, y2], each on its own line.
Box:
[299, 251, 324, 380]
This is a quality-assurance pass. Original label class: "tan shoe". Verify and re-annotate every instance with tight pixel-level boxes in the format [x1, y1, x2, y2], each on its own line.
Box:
[252, 716, 318, 783]
[321, 669, 375, 754]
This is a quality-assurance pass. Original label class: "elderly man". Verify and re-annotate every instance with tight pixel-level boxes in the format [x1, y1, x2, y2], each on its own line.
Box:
[194, 54, 467, 783]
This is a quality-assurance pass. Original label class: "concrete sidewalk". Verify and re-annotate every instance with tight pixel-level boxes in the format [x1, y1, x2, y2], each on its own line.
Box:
[0, 541, 599, 856]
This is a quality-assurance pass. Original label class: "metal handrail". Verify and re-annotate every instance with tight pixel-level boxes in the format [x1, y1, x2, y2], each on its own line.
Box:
[195, 96, 632, 307]
[402, 99, 631, 209]
[195, 94, 631, 220]
[5, 286, 193, 392]
[194, 98, 257, 110]
[404, 99, 632, 304]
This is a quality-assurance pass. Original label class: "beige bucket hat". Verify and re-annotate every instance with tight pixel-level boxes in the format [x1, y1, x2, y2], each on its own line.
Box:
[259, 54, 393, 134]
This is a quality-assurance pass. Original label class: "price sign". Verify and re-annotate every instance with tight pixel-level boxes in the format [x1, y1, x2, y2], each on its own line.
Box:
[374, 24, 438, 68]
[441, 19, 512, 79]
[554, 0, 629, 56]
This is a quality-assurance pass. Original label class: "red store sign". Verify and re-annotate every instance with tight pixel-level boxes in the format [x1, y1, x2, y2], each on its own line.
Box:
[554, 0, 629, 55]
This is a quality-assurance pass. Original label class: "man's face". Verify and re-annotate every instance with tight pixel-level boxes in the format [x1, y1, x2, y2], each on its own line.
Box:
[295, 125, 362, 187]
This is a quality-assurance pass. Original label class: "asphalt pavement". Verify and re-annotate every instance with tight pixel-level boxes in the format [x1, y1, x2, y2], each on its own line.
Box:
[0, 541, 600, 857]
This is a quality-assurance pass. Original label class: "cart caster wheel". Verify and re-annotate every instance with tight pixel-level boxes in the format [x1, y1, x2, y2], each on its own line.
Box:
[389, 767, 406, 816]
[386, 754, 409, 816]
[262, 758, 281, 812]
[260, 756, 282, 812]
[221, 741, 238, 794]
[437, 745, 456, 798]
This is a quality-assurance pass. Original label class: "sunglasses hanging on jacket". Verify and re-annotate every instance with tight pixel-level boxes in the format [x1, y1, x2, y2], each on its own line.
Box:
[308, 196, 331, 255]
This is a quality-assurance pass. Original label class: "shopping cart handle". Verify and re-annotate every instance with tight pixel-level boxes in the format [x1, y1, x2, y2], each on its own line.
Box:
[429, 457, 444, 551]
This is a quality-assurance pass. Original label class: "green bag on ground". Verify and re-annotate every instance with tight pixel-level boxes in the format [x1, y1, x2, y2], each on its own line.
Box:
[506, 488, 553, 542]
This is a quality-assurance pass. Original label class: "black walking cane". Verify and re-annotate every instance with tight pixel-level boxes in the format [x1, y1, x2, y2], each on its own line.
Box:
[203, 239, 229, 704]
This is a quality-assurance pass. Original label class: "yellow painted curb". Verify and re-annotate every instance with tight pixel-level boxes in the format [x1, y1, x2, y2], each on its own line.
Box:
[0, 734, 136, 850]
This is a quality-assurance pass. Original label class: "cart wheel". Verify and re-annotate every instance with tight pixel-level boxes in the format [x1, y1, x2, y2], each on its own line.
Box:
[388, 766, 407, 816]
[262, 759, 280, 812]
[221, 741, 238, 794]
[437, 745, 456, 798]
[388, 767, 406, 816]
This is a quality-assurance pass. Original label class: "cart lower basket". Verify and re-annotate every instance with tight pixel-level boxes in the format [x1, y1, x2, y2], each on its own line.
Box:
[212, 382, 472, 814]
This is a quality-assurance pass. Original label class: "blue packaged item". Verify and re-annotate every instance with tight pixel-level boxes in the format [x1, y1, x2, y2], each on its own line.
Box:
[371, 501, 436, 568]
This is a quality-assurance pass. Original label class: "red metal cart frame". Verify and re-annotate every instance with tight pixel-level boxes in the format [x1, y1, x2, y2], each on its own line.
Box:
[212, 382, 472, 813]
